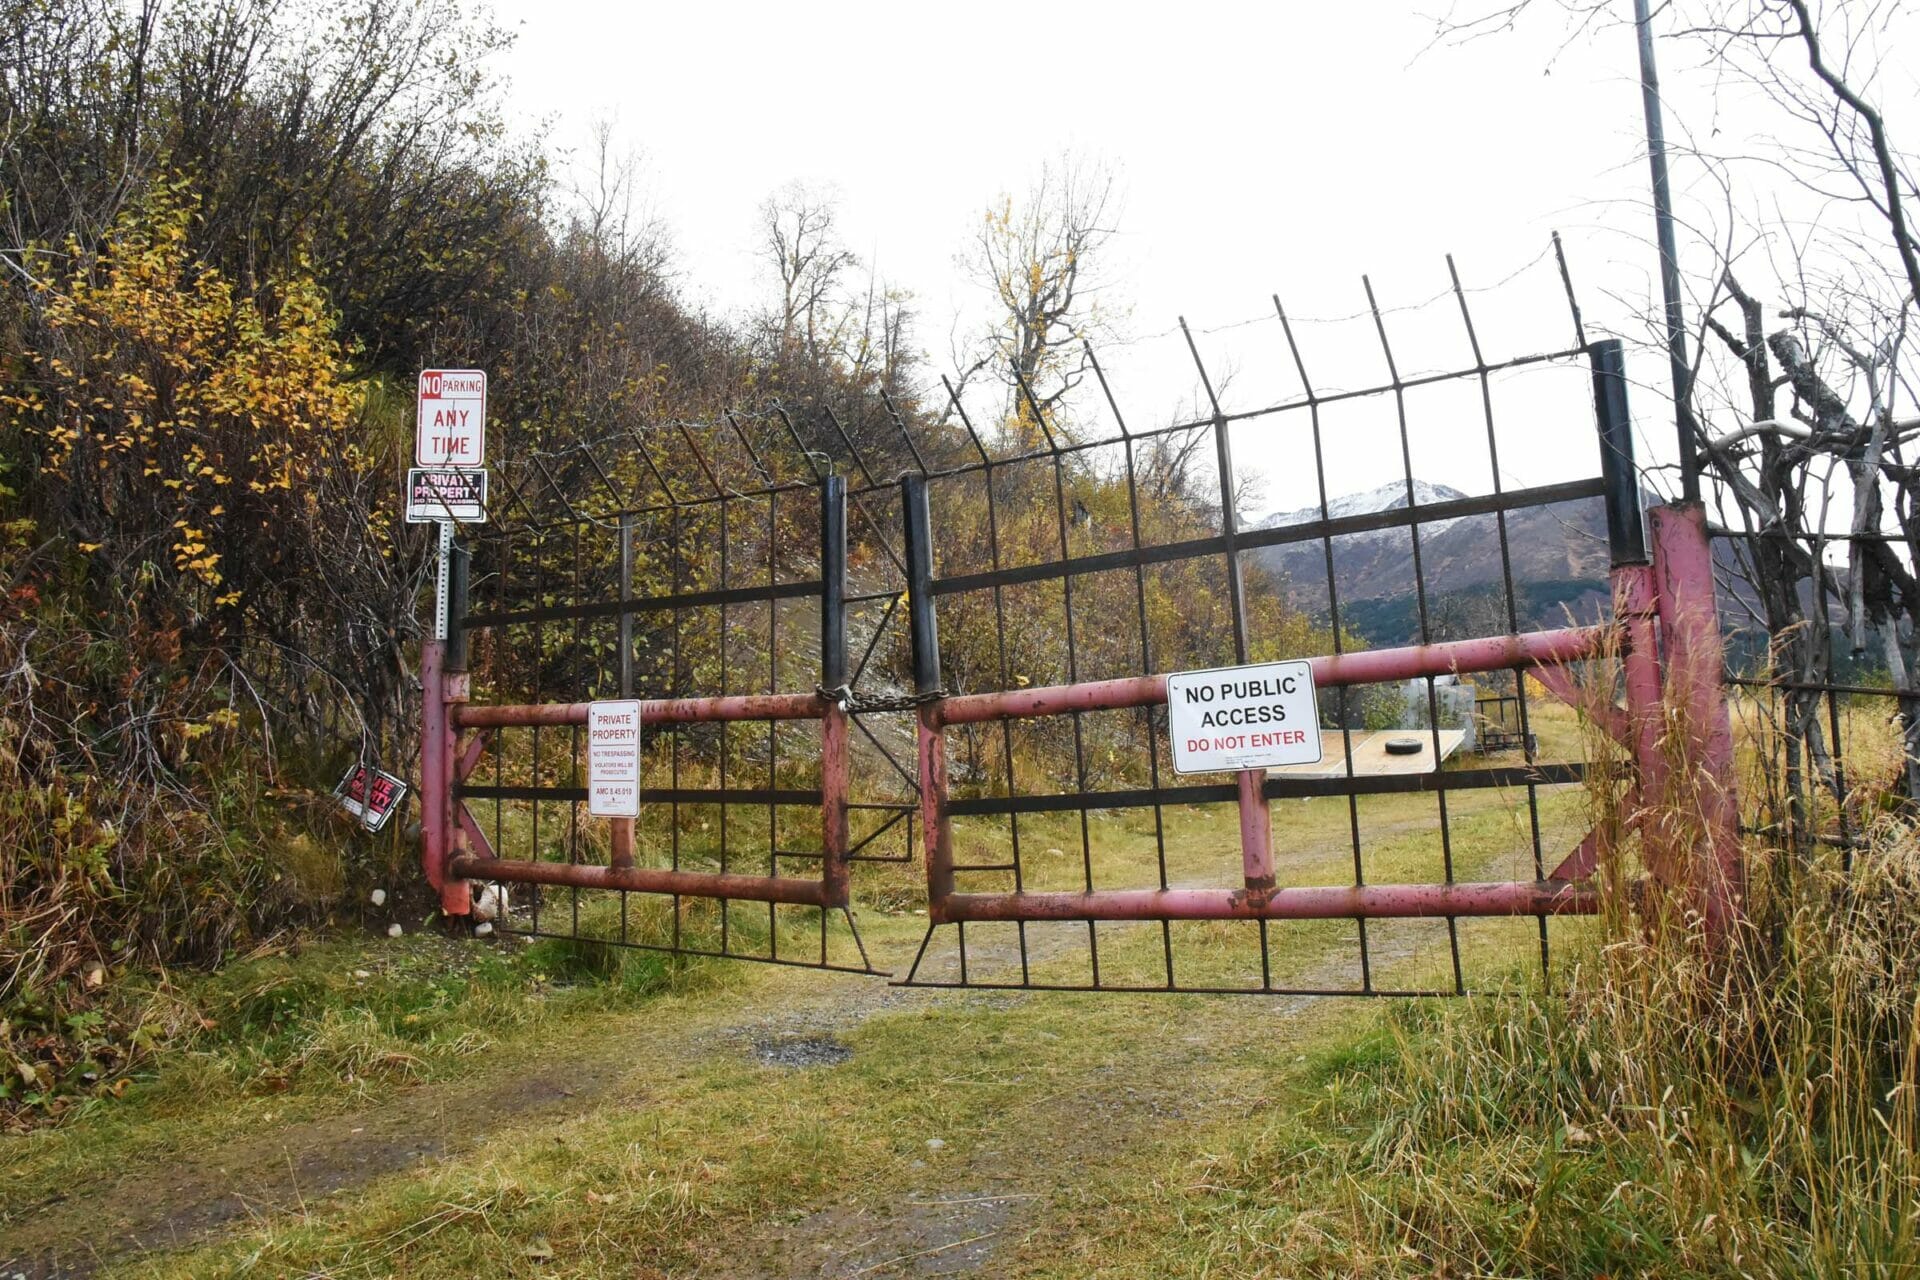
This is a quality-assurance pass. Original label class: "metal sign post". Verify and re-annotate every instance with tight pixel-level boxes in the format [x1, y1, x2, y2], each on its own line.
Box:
[413, 364, 486, 644]
[433, 519, 454, 641]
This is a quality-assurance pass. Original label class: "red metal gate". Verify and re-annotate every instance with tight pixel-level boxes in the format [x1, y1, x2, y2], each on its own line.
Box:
[417, 262, 1743, 994]
[420, 455, 907, 974]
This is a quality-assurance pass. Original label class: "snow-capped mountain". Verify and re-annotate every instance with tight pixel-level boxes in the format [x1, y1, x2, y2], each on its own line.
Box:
[1247, 480, 1613, 643]
[1257, 479, 1475, 538]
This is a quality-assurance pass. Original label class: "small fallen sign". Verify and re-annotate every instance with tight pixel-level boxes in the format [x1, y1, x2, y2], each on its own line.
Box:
[587, 700, 641, 818]
[334, 762, 409, 832]
[405, 467, 488, 523]
[1166, 660, 1322, 775]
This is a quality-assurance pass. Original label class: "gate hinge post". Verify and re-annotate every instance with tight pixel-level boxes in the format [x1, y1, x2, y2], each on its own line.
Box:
[1590, 339, 1650, 568]
[420, 638, 472, 918]
[820, 475, 853, 907]
[1647, 502, 1743, 940]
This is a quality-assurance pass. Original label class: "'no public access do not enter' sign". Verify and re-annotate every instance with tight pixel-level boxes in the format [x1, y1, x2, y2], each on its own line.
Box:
[1165, 660, 1323, 776]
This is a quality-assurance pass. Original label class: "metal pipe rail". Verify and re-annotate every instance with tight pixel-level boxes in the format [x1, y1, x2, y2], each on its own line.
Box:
[446, 689, 854, 907]
[453, 690, 827, 730]
[446, 855, 835, 906]
[930, 626, 1607, 727]
[913, 623, 1613, 926]
[937, 880, 1598, 923]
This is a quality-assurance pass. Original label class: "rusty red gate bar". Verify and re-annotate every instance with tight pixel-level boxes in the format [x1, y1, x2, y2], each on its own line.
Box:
[420, 478, 857, 921]
[911, 616, 1618, 927]
[891, 336, 1744, 960]
[904, 514, 1738, 934]
[440, 691, 851, 908]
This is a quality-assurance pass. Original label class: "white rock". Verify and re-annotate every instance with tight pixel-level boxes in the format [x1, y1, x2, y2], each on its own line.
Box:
[926, 1138, 945, 1151]
[370, 888, 388, 906]
[387, 923, 404, 938]
[471, 882, 510, 923]
[474, 921, 494, 937]
[351, 969, 371, 980]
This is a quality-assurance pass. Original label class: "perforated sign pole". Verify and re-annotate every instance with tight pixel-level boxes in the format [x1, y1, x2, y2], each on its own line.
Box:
[433, 519, 453, 641]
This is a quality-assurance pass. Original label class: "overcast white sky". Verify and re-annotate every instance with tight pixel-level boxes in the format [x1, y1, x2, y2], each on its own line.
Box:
[480, 0, 1911, 520]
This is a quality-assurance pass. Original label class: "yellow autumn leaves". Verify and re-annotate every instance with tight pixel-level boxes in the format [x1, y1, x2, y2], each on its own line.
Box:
[2, 183, 367, 595]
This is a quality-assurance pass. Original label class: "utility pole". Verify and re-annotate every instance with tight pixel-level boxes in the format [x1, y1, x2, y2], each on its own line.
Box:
[1634, 0, 1701, 501]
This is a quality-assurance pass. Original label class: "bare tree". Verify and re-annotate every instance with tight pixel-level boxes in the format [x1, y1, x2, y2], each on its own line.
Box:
[758, 181, 859, 365]
[844, 273, 917, 399]
[952, 153, 1125, 434]
[1439, 1, 1920, 826]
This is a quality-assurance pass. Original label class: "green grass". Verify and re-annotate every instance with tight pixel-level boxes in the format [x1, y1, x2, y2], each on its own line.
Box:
[0, 931, 726, 1237]
[6, 699, 1622, 1276]
[103, 980, 1396, 1278]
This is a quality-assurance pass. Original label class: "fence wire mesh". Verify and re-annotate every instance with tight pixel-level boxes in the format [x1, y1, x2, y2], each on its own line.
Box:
[440, 240, 1637, 993]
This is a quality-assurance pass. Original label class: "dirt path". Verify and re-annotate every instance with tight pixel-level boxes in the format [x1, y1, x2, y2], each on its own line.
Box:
[707, 929, 1422, 1280]
[3, 968, 937, 1279]
[4, 836, 1465, 1278]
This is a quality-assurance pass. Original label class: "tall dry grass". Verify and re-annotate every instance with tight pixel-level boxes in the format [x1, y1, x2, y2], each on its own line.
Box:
[1343, 648, 1920, 1275]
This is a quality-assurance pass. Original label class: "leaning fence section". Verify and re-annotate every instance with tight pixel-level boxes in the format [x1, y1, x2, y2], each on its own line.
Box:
[877, 251, 1663, 994]
[1709, 520, 1915, 868]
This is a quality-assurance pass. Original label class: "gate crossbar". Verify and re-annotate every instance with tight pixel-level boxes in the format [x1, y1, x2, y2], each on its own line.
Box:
[443, 690, 851, 908]
[915, 626, 1610, 926]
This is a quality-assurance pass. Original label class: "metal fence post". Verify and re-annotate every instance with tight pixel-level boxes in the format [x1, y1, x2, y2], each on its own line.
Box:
[618, 513, 634, 699]
[422, 529, 473, 917]
[1583, 340, 1679, 905]
[1591, 339, 1649, 568]
[901, 474, 953, 911]
[445, 538, 471, 671]
[608, 519, 638, 869]
[1649, 503, 1744, 939]
[901, 473, 941, 696]
[820, 476, 851, 907]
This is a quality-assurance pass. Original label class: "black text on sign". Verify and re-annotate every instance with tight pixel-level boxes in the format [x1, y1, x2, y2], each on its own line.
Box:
[415, 368, 487, 467]
[587, 700, 642, 818]
[1165, 660, 1322, 775]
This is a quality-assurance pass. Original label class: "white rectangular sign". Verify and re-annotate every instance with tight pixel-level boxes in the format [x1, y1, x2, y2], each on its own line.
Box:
[587, 700, 642, 818]
[416, 368, 487, 467]
[1166, 660, 1322, 775]
[404, 467, 488, 523]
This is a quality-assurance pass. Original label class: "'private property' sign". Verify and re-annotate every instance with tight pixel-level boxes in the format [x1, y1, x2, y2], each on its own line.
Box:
[404, 467, 489, 523]
[333, 762, 409, 832]
[1166, 660, 1322, 775]
[587, 700, 641, 818]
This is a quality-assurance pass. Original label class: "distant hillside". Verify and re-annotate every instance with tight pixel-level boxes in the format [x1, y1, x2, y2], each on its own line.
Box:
[1248, 481, 1613, 645]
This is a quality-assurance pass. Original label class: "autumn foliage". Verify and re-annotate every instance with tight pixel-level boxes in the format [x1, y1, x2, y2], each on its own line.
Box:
[12, 183, 381, 598]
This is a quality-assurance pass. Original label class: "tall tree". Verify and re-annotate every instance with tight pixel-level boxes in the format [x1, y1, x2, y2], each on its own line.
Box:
[952, 153, 1124, 433]
[758, 181, 859, 365]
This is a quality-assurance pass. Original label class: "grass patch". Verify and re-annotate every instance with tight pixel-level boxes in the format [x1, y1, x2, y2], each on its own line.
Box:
[1045, 830, 1920, 1278]
[0, 929, 723, 1236]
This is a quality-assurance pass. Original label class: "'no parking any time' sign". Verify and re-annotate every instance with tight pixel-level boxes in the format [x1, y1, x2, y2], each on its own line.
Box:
[415, 369, 487, 467]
